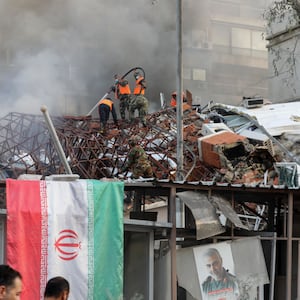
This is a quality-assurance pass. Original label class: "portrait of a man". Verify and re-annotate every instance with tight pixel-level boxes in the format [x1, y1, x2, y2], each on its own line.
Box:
[201, 248, 240, 300]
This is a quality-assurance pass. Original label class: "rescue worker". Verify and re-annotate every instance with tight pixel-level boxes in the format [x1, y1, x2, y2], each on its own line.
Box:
[128, 95, 148, 126]
[128, 70, 148, 126]
[121, 136, 153, 179]
[133, 70, 146, 96]
[170, 91, 187, 108]
[98, 97, 118, 134]
[113, 74, 131, 120]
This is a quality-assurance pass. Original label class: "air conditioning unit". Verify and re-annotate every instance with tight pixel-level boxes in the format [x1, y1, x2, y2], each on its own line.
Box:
[274, 162, 300, 187]
[201, 123, 233, 136]
[242, 97, 264, 109]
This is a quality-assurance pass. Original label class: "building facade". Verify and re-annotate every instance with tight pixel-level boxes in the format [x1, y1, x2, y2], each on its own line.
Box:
[183, 0, 273, 106]
[266, 5, 300, 103]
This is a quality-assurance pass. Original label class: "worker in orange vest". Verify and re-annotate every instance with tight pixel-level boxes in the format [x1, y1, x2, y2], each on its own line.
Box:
[113, 74, 131, 120]
[98, 97, 118, 134]
[127, 70, 148, 126]
[170, 91, 187, 107]
[133, 70, 146, 95]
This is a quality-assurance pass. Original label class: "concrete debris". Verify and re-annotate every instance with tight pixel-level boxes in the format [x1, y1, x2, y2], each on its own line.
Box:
[0, 102, 297, 185]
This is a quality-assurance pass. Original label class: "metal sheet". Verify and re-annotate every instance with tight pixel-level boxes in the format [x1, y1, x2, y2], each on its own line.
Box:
[177, 191, 225, 240]
[211, 194, 249, 230]
[215, 102, 300, 136]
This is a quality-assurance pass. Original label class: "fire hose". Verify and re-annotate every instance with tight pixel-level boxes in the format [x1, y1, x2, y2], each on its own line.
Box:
[86, 66, 145, 116]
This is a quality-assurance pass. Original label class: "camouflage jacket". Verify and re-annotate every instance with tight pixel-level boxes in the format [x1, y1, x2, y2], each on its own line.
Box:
[124, 145, 151, 171]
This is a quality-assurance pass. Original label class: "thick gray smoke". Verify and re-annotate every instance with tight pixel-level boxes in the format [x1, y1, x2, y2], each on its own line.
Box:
[0, 1, 271, 118]
[0, 0, 177, 117]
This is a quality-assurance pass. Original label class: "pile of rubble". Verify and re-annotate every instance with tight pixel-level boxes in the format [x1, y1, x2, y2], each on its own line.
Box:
[0, 102, 298, 186]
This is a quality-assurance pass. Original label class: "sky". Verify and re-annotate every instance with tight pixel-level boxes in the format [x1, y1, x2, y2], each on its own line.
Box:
[0, 0, 178, 117]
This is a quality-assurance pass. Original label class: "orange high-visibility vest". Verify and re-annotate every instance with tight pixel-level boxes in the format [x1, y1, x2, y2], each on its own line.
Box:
[170, 96, 176, 107]
[170, 91, 186, 107]
[115, 80, 131, 99]
[133, 77, 145, 95]
[118, 83, 131, 95]
[99, 98, 113, 110]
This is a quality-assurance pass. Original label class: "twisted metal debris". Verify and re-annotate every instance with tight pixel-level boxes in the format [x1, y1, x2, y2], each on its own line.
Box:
[0, 108, 215, 181]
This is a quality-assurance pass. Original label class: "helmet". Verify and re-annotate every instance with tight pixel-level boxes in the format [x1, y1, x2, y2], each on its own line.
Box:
[128, 135, 140, 146]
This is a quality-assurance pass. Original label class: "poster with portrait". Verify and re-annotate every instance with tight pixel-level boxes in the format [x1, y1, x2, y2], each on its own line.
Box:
[192, 237, 269, 300]
[193, 241, 238, 300]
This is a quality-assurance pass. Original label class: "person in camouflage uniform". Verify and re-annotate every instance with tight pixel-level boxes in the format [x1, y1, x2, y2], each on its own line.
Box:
[128, 95, 148, 126]
[128, 70, 148, 126]
[121, 136, 153, 179]
[113, 74, 131, 120]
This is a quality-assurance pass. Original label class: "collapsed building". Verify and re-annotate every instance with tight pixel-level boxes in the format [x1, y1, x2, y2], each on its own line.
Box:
[0, 99, 298, 187]
[0, 99, 300, 299]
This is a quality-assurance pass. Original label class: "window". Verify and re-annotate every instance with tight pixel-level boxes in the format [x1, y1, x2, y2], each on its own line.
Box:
[232, 27, 267, 53]
[212, 24, 230, 47]
[193, 69, 206, 81]
[232, 28, 251, 49]
[252, 31, 266, 51]
[183, 68, 192, 80]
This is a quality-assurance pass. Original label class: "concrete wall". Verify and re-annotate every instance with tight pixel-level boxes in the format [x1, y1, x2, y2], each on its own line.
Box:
[267, 25, 300, 102]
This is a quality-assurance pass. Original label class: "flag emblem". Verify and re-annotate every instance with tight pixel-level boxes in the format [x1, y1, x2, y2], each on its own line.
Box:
[54, 229, 81, 261]
[6, 179, 124, 300]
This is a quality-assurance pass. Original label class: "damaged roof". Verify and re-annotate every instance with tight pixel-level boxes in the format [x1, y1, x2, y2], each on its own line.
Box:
[0, 100, 299, 187]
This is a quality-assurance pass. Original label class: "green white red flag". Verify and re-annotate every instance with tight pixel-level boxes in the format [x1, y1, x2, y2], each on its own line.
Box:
[6, 178, 124, 300]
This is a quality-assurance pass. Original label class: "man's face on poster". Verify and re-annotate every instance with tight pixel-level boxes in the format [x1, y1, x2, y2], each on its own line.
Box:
[205, 253, 223, 280]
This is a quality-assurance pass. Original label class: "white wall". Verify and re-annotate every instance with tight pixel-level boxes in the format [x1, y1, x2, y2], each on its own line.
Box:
[267, 26, 300, 102]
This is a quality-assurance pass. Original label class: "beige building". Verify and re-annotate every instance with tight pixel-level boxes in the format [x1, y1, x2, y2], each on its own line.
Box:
[182, 0, 273, 106]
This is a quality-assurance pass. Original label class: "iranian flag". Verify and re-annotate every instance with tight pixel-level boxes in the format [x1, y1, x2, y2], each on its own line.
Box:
[6, 178, 124, 300]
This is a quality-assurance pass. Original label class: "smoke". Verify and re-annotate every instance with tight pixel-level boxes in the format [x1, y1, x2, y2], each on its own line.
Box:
[0, 0, 273, 119]
[0, 0, 177, 117]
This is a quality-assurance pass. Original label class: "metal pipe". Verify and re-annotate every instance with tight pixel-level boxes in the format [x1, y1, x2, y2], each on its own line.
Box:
[149, 231, 154, 300]
[40, 105, 73, 175]
[284, 203, 287, 237]
[286, 192, 293, 300]
[160, 92, 166, 109]
[297, 241, 300, 300]
[231, 192, 234, 238]
[269, 232, 277, 300]
[170, 187, 177, 300]
[176, 0, 183, 181]
[86, 92, 109, 116]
